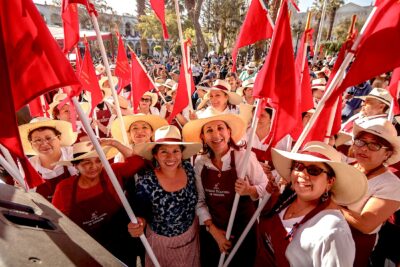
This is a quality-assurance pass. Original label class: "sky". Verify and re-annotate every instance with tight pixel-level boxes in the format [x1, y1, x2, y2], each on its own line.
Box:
[34, 0, 373, 16]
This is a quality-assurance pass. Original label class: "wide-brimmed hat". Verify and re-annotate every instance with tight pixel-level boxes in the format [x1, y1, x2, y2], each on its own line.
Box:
[197, 80, 242, 110]
[167, 83, 178, 96]
[353, 118, 400, 165]
[110, 113, 168, 144]
[311, 78, 327, 91]
[162, 79, 177, 89]
[56, 141, 118, 166]
[355, 88, 392, 106]
[134, 125, 202, 160]
[238, 103, 254, 125]
[271, 141, 368, 205]
[99, 76, 119, 91]
[18, 118, 78, 155]
[155, 77, 166, 87]
[141, 91, 158, 107]
[237, 78, 255, 96]
[182, 107, 247, 144]
[95, 64, 105, 75]
[48, 92, 90, 118]
[245, 62, 257, 71]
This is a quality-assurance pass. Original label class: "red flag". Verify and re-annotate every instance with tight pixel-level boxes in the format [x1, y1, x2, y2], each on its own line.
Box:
[389, 67, 400, 115]
[77, 41, 103, 113]
[252, 0, 301, 145]
[131, 52, 154, 113]
[28, 96, 49, 118]
[115, 34, 131, 92]
[75, 46, 83, 73]
[329, 0, 400, 102]
[0, 0, 81, 188]
[231, 0, 273, 72]
[149, 0, 169, 39]
[295, 29, 314, 113]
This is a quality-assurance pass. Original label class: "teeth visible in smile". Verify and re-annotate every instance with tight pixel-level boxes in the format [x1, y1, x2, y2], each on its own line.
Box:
[212, 139, 223, 144]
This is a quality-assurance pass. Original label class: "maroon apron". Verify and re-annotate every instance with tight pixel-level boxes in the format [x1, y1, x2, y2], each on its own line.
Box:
[36, 166, 71, 202]
[350, 223, 377, 267]
[96, 107, 111, 138]
[68, 176, 121, 244]
[165, 110, 182, 131]
[200, 151, 256, 267]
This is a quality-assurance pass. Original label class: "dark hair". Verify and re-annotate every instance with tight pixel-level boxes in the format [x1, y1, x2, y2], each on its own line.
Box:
[355, 131, 393, 152]
[225, 72, 237, 79]
[28, 126, 62, 141]
[151, 144, 185, 156]
[71, 152, 87, 166]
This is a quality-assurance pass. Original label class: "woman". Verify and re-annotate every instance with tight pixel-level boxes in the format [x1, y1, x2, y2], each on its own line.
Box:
[193, 79, 242, 118]
[19, 118, 77, 201]
[159, 84, 189, 129]
[256, 141, 367, 267]
[127, 125, 202, 267]
[136, 91, 159, 115]
[182, 108, 268, 267]
[341, 118, 400, 267]
[52, 140, 145, 266]
[237, 78, 256, 105]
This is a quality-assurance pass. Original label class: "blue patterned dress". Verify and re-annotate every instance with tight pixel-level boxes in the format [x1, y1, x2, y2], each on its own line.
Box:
[135, 160, 198, 237]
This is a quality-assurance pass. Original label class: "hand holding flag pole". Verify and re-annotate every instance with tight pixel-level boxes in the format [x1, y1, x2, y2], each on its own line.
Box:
[0, 145, 27, 190]
[71, 95, 161, 267]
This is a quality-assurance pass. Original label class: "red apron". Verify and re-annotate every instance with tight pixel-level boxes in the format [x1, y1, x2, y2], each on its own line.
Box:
[36, 166, 71, 202]
[199, 151, 256, 267]
[350, 226, 377, 267]
[95, 107, 111, 138]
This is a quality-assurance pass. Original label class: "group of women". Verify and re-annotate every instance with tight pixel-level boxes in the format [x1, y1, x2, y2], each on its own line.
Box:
[11, 69, 400, 266]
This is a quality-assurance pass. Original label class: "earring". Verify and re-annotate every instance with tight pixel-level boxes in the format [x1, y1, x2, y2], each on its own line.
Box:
[320, 191, 329, 202]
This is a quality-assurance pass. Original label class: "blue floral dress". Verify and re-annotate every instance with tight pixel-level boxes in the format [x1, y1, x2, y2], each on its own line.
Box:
[135, 160, 198, 237]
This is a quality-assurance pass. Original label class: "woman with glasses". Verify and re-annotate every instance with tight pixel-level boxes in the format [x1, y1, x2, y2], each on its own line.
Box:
[18, 118, 78, 201]
[256, 141, 367, 267]
[340, 118, 400, 267]
[137, 92, 160, 115]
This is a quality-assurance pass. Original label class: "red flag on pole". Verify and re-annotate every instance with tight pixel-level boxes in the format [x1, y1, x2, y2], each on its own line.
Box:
[252, 0, 300, 145]
[28, 97, 49, 118]
[328, 0, 400, 102]
[115, 34, 131, 92]
[131, 52, 154, 113]
[150, 0, 169, 39]
[0, 0, 79, 188]
[231, 0, 273, 72]
[77, 40, 103, 113]
[389, 67, 400, 115]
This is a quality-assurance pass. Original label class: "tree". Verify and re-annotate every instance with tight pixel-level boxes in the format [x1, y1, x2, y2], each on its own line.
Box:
[184, 0, 208, 59]
[311, 0, 344, 41]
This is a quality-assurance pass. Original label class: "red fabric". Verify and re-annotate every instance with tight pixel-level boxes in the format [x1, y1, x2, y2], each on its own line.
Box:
[28, 96, 48, 118]
[62, 1, 79, 53]
[52, 155, 145, 214]
[328, 0, 400, 104]
[289, 0, 300, 12]
[252, 0, 301, 146]
[389, 67, 400, 115]
[77, 41, 102, 113]
[1, 0, 80, 111]
[75, 46, 82, 74]
[295, 29, 314, 113]
[115, 34, 131, 93]
[131, 51, 155, 113]
[149, 0, 169, 39]
[168, 40, 195, 123]
[305, 38, 354, 143]
[231, 0, 273, 72]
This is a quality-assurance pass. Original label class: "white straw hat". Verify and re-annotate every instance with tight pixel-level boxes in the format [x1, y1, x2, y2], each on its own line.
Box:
[197, 79, 242, 110]
[354, 88, 392, 106]
[134, 125, 202, 160]
[311, 78, 327, 91]
[271, 141, 368, 205]
[237, 78, 255, 96]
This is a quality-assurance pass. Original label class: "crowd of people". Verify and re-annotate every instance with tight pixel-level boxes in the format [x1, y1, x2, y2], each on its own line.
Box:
[2, 52, 400, 267]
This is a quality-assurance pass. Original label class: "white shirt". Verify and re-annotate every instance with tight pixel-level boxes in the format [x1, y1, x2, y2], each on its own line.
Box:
[246, 129, 269, 151]
[348, 170, 400, 234]
[195, 148, 270, 224]
[29, 146, 77, 180]
[284, 209, 356, 267]
[160, 104, 190, 121]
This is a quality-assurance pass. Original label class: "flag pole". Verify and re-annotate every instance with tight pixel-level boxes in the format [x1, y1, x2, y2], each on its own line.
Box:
[218, 99, 264, 267]
[173, 0, 193, 111]
[87, 5, 129, 146]
[292, 6, 378, 153]
[0, 151, 27, 191]
[313, 0, 327, 64]
[300, 12, 312, 85]
[388, 83, 399, 121]
[71, 96, 161, 267]
[126, 45, 168, 104]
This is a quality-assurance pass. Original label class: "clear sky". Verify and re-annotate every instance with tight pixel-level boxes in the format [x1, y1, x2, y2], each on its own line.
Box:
[34, 0, 373, 16]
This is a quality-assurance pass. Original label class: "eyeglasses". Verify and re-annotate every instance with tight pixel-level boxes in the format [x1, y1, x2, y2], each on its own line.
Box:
[140, 98, 152, 102]
[31, 136, 59, 145]
[291, 162, 330, 176]
[353, 138, 388, 152]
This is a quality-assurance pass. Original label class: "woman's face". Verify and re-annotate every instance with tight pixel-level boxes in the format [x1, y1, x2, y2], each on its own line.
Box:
[57, 104, 72, 122]
[129, 121, 153, 144]
[291, 161, 334, 202]
[76, 157, 103, 180]
[243, 87, 253, 98]
[258, 109, 271, 127]
[139, 95, 152, 110]
[209, 90, 229, 111]
[30, 129, 61, 156]
[154, 145, 183, 170]
[352, 132, 392, 169]
[201, 120, 231, 156]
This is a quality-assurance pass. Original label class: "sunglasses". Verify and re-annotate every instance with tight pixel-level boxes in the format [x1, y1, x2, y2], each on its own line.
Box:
[140, 98, 152, 102]
[353, 138, 388, 152]
[291, 162, 330, 176]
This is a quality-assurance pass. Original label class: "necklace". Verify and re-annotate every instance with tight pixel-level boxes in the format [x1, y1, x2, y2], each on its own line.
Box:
[285, 203, 312, 219]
